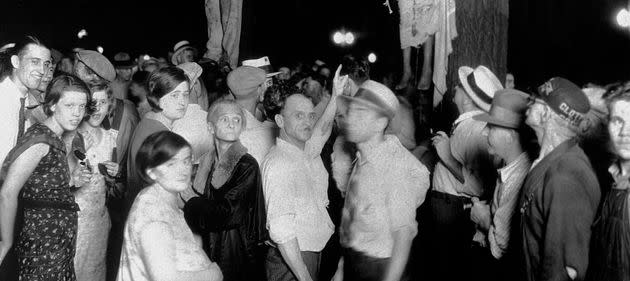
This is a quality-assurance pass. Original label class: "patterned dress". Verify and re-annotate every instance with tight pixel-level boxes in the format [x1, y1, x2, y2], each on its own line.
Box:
[0, 123, 79, 281]
[73, 128, 116, 281]
[398, 0, 441, 48]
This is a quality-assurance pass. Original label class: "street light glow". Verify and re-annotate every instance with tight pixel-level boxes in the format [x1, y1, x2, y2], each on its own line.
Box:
[77, 29, 88, 39]
[368, 53, 377, 63]
[344, 32, 355, 45]
[333, 32, 344, 44]
[617, 8, 630, 27]
[97, 46, 104, 54]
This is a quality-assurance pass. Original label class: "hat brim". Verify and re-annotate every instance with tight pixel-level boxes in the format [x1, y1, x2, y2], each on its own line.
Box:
[473, 113, 520, 129]
[266, 71, 281, 77]
[337, 95, 394, 118]
[171, 46, 198, 65]
[458, 66, 496, 112]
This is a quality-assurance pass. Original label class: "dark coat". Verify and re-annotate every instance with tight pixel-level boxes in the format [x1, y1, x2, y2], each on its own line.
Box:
[184, 146, 267, 281]
[520, 139, 601, 281]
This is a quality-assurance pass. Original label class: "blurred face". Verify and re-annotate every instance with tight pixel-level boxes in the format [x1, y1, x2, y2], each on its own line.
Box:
[482, 125, 511, 159]
[608, 100, 630, 161]
[74, 60, 103, 86]
[505, 73, 515, 89]
[59, 57, 74, 74]
[149, 146, 193, 193]
[12, 44, 51, 90]
[37, 63, 56, 92]
[115, 68, 133, 81]
[277, 94, 317, 144]
[210, 105, 244, 142]
[452, 86, 470, 114]
[319, 67, 331, 78]
[87, 90, 111, 127]
[303, 78, 323, 103]
[129, 82, 148, 99]
[159, 81, 189, 121]
[179, 49, 195, 64]
[342, 101, 386, 144]
[51, 90, 88, 131]
[278, 67, 291, 80]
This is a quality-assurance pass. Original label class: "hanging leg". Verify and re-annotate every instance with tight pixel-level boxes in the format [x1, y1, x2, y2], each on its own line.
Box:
[417, 35, 434, 90]
[396, 46, 413, 90]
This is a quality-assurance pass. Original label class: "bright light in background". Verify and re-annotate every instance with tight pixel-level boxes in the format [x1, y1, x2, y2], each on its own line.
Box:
[333, 32, 344, 44]
[617, 8, 630, 27]
[143, 54, 151, 60]
[97, 46, 104, 54]
[332, 30, 356, 46]
[77, 29, 88, 39]
[368, 52, 377, 63]
[344, 32, 355, 45]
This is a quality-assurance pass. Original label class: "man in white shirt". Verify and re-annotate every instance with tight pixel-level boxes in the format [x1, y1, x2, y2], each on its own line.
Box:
[334, 80, 430, 281]
[0, 36, 51, 165]
[262, 66, 345, 281]
[228, 66, 278, 164]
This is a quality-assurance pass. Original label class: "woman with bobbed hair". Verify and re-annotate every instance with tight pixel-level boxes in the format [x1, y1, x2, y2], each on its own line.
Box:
[117, 131, 222, 281]
[0, 74, 91, 280]
[126, 66, 189, 209]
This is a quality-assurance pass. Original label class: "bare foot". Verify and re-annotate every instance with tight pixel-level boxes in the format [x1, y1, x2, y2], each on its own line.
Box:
[396, 71, 412, 90]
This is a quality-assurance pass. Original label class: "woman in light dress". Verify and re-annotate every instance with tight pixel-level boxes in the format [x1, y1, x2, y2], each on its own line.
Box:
[117, 131, 222, 281]
[73, 84, 120, 281]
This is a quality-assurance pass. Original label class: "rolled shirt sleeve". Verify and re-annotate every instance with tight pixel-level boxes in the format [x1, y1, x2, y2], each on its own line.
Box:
[388, 165, 430, 237]
[262, 156, 297, 245]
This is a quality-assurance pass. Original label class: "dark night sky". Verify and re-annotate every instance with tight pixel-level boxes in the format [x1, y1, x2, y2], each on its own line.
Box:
[2, 0, 630, 89]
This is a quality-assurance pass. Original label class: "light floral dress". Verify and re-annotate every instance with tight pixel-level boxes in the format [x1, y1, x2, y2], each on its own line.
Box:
[116, 185, 214, 281]
[398, 0, 441, 48]
[73, 127, 116, 281]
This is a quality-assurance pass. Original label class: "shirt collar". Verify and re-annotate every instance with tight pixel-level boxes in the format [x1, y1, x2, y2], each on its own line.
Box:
[355, 135, 397, 165]
[2, 77, 27, 99]
[276, 137, 306, 156]
[498, 152, 530, 182]
[453, 110, 485, 125]
[609, 161, 630, 190]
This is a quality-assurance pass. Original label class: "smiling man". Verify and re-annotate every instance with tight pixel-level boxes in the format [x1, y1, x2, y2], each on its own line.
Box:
[0, 35, 51, 165]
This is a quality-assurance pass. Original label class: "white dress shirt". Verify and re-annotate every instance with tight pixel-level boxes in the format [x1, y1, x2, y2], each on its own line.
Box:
[0, 77, 28, 165]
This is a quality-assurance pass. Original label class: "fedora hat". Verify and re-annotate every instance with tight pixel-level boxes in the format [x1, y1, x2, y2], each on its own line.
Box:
[474, 89, 530, 129]
[338, 80, 400, 119]
[458, 65, 503, 112]
[242, 56, 281, 77]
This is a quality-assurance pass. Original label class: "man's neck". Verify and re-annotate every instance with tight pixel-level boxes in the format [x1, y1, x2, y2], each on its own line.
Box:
[502, 144, 525, 166]
[619, 159, 630, 177]
[10, 74, 28, 96]
[537, 129, 571, 162]
[235, 98, 260, 121]
[356, 133, 386, 157]
[279, 131, 305, 151]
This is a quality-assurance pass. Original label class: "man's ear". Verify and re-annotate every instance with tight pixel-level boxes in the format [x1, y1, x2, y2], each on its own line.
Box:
[11, 55, 20, 69]
[207, 122, 215, 135]
[274, 114, 284, 129]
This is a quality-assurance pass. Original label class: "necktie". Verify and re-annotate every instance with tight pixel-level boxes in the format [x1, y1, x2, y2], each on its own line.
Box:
[18, 97, 26, 139]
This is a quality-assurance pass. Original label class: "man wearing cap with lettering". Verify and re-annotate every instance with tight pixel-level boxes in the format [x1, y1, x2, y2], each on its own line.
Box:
[469, 89, 534, 280]
[519, 77, 600, 281]
[426, 65, 501, 280]
[73, 49, 140, 281]
[227, 65, 278, 164]
[332, 80, 429, 281]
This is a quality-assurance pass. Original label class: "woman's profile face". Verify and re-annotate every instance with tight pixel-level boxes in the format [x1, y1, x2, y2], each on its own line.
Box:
[158, 81, 189, 121]
[150, 146, 192, 193]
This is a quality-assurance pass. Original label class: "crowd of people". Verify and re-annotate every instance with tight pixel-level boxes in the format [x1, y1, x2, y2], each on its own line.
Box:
[0, 34, 628, 281]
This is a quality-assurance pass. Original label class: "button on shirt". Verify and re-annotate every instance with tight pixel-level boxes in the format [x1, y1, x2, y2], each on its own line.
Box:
[340, 136, 430, 258]
[0, 77, 28, 165]
[262, 138, 334, 252]
[432, 110, 494, 197]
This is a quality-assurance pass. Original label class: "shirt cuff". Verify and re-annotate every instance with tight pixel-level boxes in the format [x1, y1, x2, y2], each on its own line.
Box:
[268, 215, 297, 245]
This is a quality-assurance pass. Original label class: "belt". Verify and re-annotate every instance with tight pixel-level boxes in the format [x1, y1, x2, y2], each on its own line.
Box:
[429, 190, 473, 210]
[22, 199, 80, 212]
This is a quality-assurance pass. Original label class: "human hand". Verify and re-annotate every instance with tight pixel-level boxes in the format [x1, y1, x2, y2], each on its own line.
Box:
[101, 161, 120, 177]
[332, 65, 349, 97]
[470, 198, 491, 231]
[72, 165, 93, 187]
[431, 131, 451, 162]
